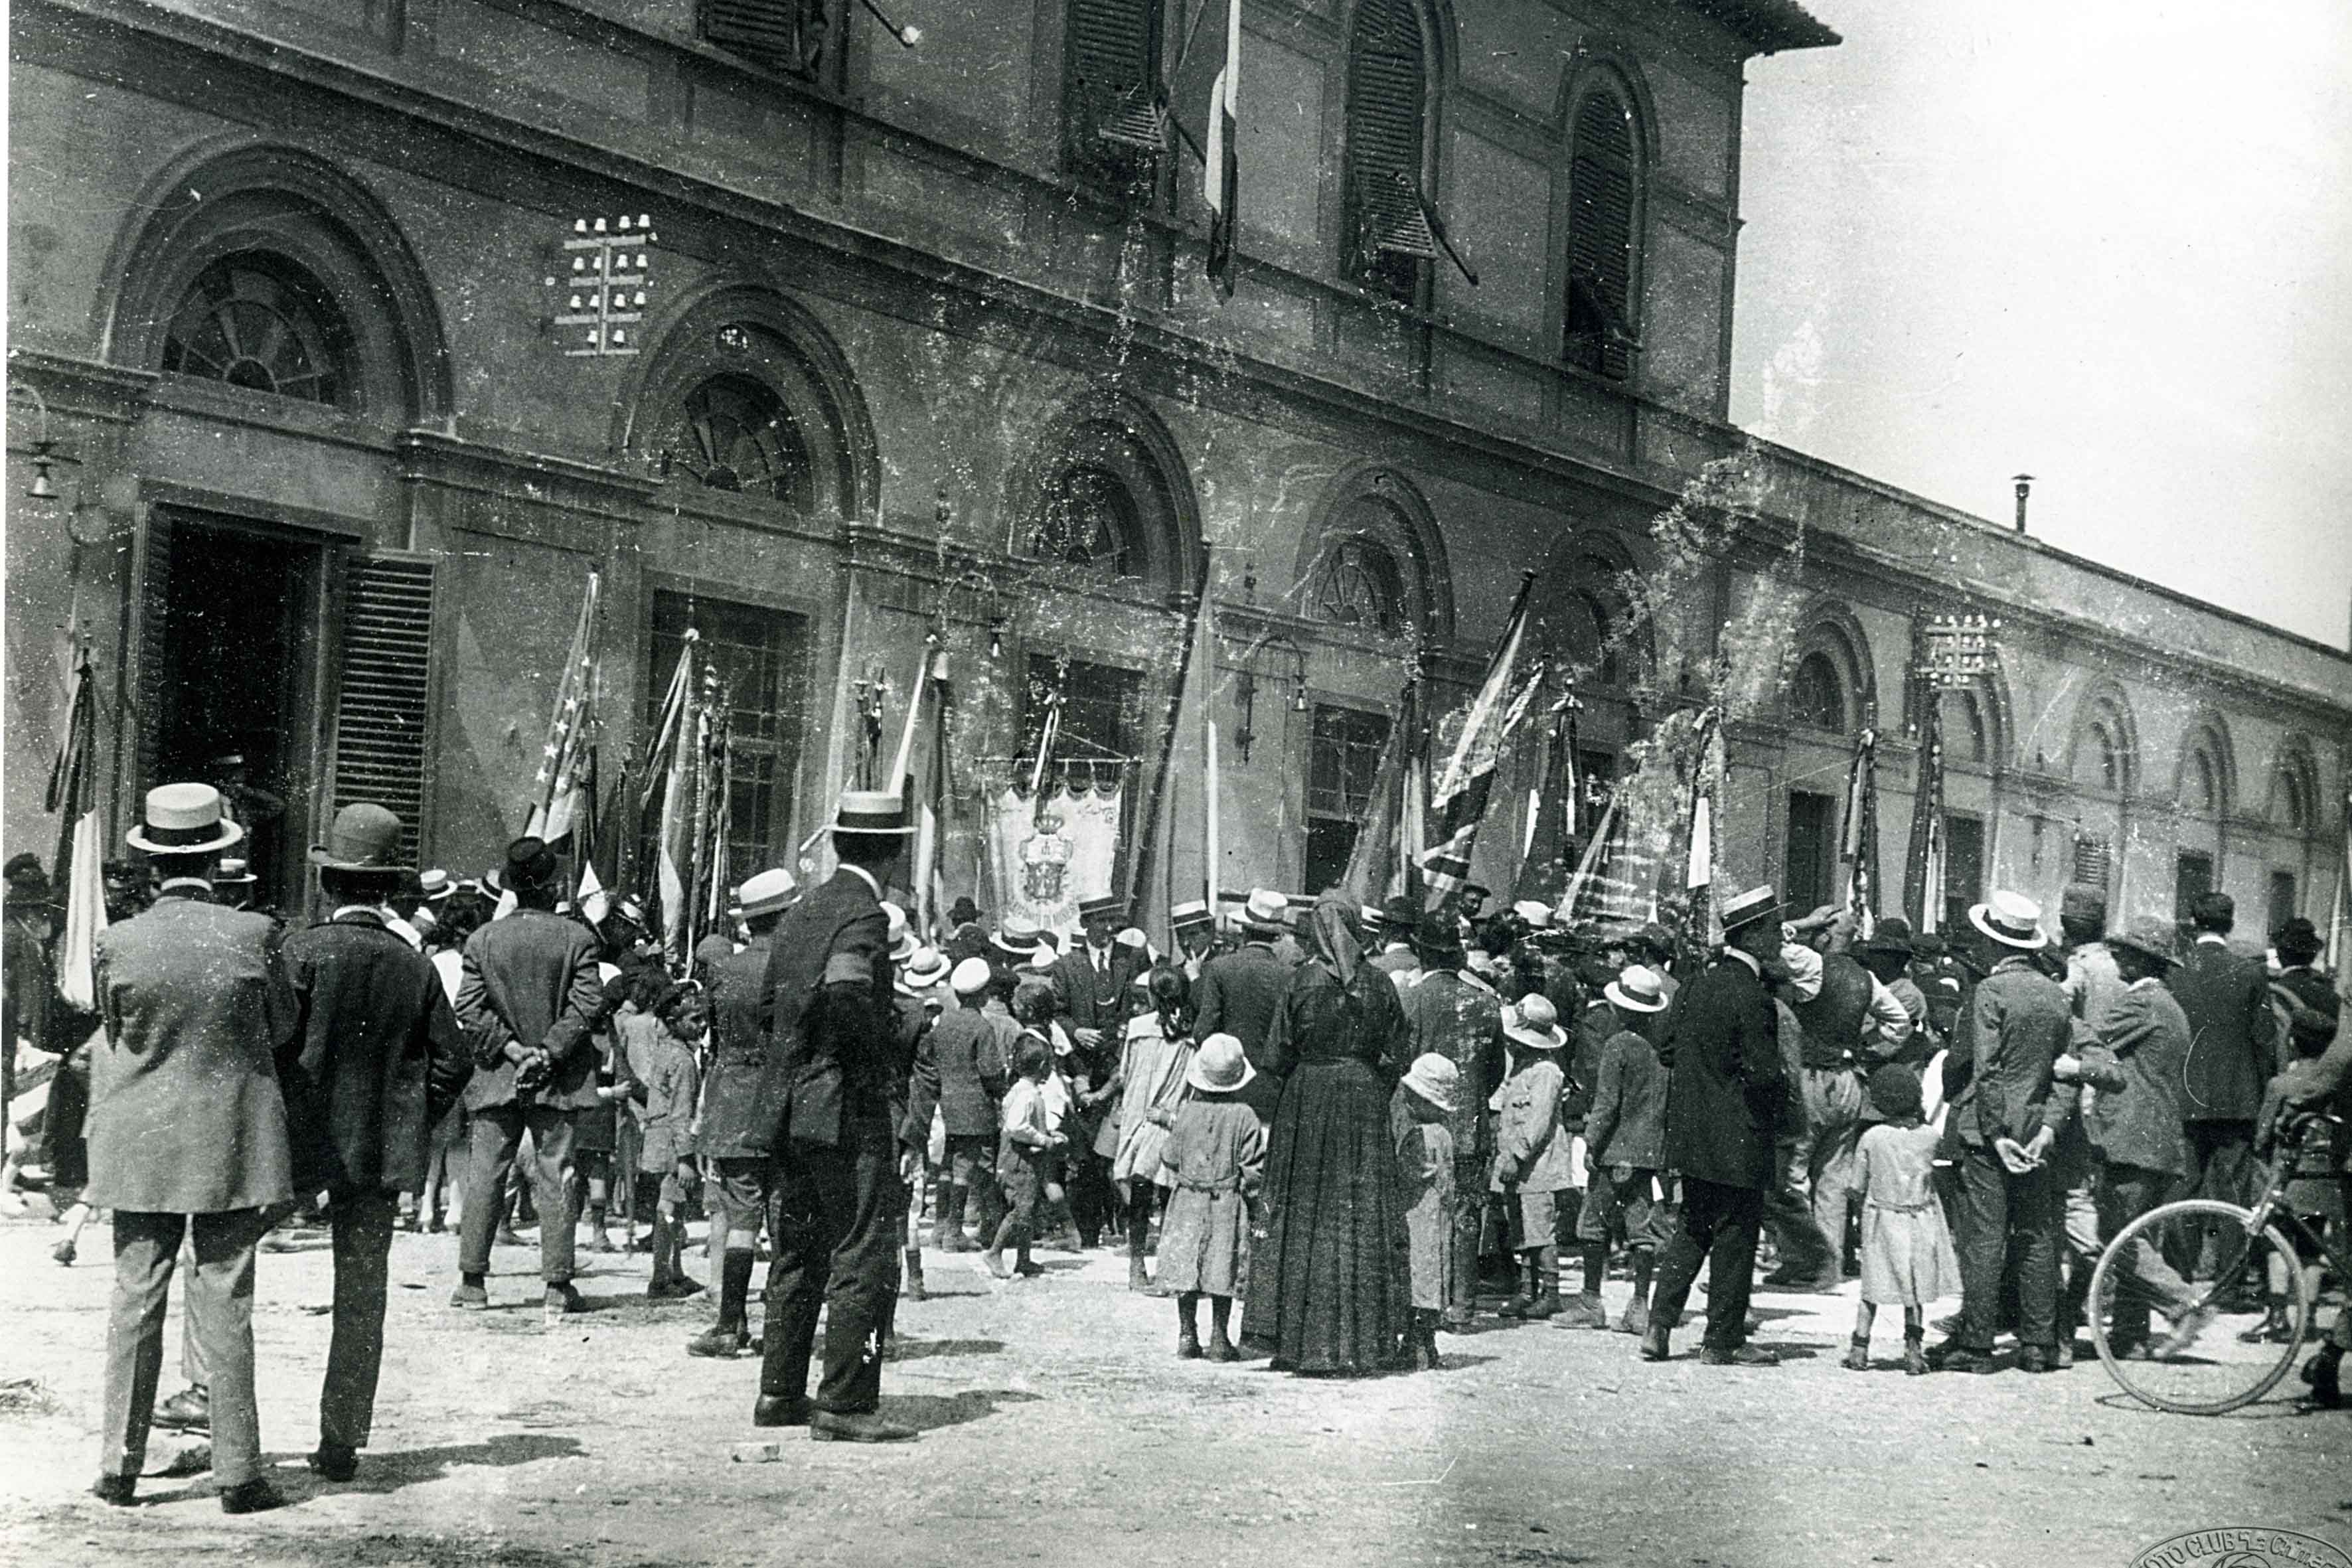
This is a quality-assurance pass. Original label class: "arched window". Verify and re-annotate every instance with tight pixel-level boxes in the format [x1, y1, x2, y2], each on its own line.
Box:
[1791, 651, 1845, 732]
[1565, 86, 1638, 380]
[1940, 688, 1988, 765]
[1344, 0, 1432, 303]
[2078, 722, 2120, 791]
[658, 373, 815, 508]
[2184, 748, 2219, 817]
[1316, 536, 1405, 633]
[161, 253, 358, 409]
[1061, 0, 1161, 195]
[1558, 555, 1630, 688]
[2281, 767, 2310, 832]
[1030, 463, 1137, 574]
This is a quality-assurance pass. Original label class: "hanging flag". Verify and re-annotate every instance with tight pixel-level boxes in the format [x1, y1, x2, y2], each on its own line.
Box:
[574, 742, 609, 923]
[914, 644, 951, 939]
[1840, 724, 1881, 939]
[1510, 683, 1583, 907]
[1903, 673, 1945, 932]
[1419, 572, 1537, 905]
[1556, 795, 1620, 926]
[46, 625, 106, 1012]
[524, 570, 600, 844]
[1170, 0, 1241, 297]
[653, 645, 701, 963]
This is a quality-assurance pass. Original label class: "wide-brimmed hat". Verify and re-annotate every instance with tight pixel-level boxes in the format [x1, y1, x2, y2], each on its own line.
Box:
[1029, 943, 1058, 971]
[884, 902, 916, 962]
[1379, 896, 1421, 937]
[741, 867, 797, 919]
[1605, 965, 1669, 1014]
[1241, 888, 1287, 935]
[2108, 917, 2178, 969]
[2278, 916, 2323, 966]
[1460, 883, 1492, 903]
[127, 783, 245, 856]
[1401, 1052, 1459, 1114]
[1170, 898, 1214, 935]
[1512, 900, 1555, 931]
[949, 955, 994, 995]
[897, 946, 951, 994]
[503, 835, 559, 891]
[1502, 994, 1567, 1050]
[1718, 885, 1780, 935]
[1115, 927, 1149, 955]
[830, 789, 915, 836]
[1858, 915, 1915, 961]
[1968, 891, 2047, 951]
[990, 915, 1044, 957]
[212, 857, 259, 888]
[1186, 1032, 1256, 1094]
[1077, 893, 1125, 923]
[311, 803, 405, 873]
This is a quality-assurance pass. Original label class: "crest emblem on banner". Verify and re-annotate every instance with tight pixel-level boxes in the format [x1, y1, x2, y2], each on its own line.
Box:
[1020, 811, 1075, 905]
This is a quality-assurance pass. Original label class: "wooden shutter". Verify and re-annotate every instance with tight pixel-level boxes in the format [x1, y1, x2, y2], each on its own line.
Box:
[703, 0, 819, 75]
[2072, 833, 2112, 890]
[1567, 91, 1636, 379]
[128, 513, 176, 799]
[1063, 0, 1158, 186]
[1345, 0, 1429, 295]
[329, 556, 437, 864]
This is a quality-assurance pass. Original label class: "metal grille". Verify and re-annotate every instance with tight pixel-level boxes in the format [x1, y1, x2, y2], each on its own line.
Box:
[331, 556, 437, 863]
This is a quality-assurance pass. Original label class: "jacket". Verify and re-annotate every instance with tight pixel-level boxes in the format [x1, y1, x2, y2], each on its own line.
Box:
[455, 907, 605, 1112]
[1193, 941, 1293, 1062]
[696, 933, 774, 1160]
[1562, 998, 1616, 1131]
[1403, 968, 1504, 1164]
[636, 1028, 702, 1172]
[903, 1004, 1008, 1142]
[1950, 957, 2073, 1147]
[749, 867, 895, 1151]
[278, 909, 473, 1198]
[2172, 937, 2279, 1122]
[2081, 978, 2192, 1176]
[1658, 952, 1783, 1190]
[2063, 942, 2128, 1040]
[86, 888, 298, 1213]
[1583, 1026, 1668, 1170]
[1050, 943, 1145, 1036]
[1489, 1056, 1571, 1194]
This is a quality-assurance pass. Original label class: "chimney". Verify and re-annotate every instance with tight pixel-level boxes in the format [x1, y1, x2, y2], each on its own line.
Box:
[2011, 474, 2033, 534]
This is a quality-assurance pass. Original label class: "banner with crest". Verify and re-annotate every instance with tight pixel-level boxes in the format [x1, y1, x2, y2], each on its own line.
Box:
[985, 785, 1122, 935]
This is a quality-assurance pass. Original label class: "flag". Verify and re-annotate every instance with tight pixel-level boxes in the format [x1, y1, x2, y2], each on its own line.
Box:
[649, 641, 700, 963]
[46, 625, 106, 1012]
[1840, 724, 1881, 939]
[1339, 682, 1412, 909]
[1557, 796, 1620, 925]
[1509, 684, 1579, 907]
[1419, 573, 1537, 905]
[1171, 0, 1241, 297]
[1903, 670, 1945, 932]
[524, 570, 599, 844]
[914, 645, 950, 937]
[2327, 783, 2351, 994]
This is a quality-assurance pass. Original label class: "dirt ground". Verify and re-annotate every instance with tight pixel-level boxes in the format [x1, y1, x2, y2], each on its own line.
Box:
[1, 1208, 2345, 1568]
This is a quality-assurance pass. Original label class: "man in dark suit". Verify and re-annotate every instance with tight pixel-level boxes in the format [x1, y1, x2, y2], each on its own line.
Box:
[451, 836, 605, 1321]
[902, 955, 1009, 1255]
[276, 803, 472, 1482]
[2169, 892, 2278, 1239]
[1643, 884, 1787, 1368]
[1051, 893, 1144, 1248]
[1928, 891, 2076, 1373]
[750, 789, 919, 1443]
[1402, 915, 1504, 1330]
[1193, 888, 1295, 1123]
[86, 784, 298, 1514]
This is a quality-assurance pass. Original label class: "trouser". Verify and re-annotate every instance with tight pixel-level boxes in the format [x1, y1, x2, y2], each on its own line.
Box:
[1763, 1129, 1836, 1280]
[422, 1104, 463, 1222]
[2167, 1120, 2258, 1279]
[321, 1190, 398, 1450]
[1951, 1140, 2061, 1352]
[2096, 1161, 2199, 1344]
[1648, 1176, 1763, 1352]
[1790, 1067, 1865, 1271]
[1069, 1142, 1118, 1243]
[2054, 1144, 2102, 1334]
[100, 1208, 270, 1486]
[943, 1133, 1005, 1242]
[992, 1144, 1044, 1257]
[458, 1103, 578, 1284]
[758, 1121, 902, 1415]
[1447, 1156, 1484, 1314]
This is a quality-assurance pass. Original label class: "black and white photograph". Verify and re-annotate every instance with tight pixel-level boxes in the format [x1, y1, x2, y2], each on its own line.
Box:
[1, 0, 2349, 1563]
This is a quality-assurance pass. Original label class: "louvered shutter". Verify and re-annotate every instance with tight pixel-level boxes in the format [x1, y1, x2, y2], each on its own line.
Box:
[1345, 0, 1429, 297]
[129, 514, 175, 797]
[703, 0, 820, 76]
[1566, 92, 1636, 379]
[1063, 0, 1158, 188]
[330, 556, 437, 864]
[2072, 833, 2112, 890]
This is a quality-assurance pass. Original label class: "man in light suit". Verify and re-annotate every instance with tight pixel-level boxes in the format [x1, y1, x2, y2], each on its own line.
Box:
[751, 789, 920, 1442]
[86, 784, 298, 1514]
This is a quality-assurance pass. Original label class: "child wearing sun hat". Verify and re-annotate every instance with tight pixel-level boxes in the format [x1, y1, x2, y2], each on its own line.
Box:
[1154, 1034, 1267, 1362]
[1395, 1054, 1461, 1369]
[1489, 995, 1572, 1320]
[1845, 1063, 1960, 1375]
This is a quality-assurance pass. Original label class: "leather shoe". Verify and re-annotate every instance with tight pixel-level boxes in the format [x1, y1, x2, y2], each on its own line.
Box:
[449, 1281, 490, 1310]
[1699, 1344, 1781, 1366]
[1638, 1326, 1672, 1362]
[307, 1443, 358, 1482]
[153, 1385, 210, 1432]
[90, 1474, 136, 1506]
[808, 1409, 916, 1443]
[2300, 1352, 2343, 1409]
[218, 1476, 289, 1515]
[686, 1326, 747, 1359]
[1926, 1340, 1997, 1373]
[752, 1394, 813, 1427]
[2017, 1344, 2063, 1373]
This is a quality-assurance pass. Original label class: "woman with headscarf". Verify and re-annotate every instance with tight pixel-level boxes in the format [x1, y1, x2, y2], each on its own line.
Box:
[1245, 895, 1415, 1373]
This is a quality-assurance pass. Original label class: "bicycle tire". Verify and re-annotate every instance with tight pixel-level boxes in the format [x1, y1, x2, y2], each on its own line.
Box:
[2088, 1197, 2312, 1415]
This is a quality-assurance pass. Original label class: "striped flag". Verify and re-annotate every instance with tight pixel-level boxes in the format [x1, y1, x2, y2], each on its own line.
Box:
[1419, 572, 1537, 905]
[1172, 0, 1241, 297]
[524, 571, 600, 844]
[46, 622, 106, 1012]
[1840, 724, 1881, 939]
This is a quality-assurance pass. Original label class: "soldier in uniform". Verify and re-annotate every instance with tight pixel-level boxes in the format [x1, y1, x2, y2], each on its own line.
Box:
[687, 866, 798, 1360]
[749, 789, 921, 1442]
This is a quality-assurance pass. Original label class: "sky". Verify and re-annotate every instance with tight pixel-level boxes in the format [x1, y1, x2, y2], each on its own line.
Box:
[1729, 0, 2352, 651]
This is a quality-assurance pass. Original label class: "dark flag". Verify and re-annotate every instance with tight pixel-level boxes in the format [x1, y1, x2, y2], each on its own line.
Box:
[1419, 572, 1537, 905]
[1170, 0, 1241, 297]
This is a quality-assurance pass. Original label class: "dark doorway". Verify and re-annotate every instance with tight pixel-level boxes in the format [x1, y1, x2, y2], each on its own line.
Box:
[1942, 813, 1986, 935]
[2174, 850, 2214, 929]
[1784, 790, 1836, 915]
[147, 516, 326, 913]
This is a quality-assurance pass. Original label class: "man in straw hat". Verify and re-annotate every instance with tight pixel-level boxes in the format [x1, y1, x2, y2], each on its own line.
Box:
[1193, 890, 1294, 1125]
[86, 783, 298, 1513]
[748, 789, 921, 1442]
[1050, 892, 1141, 1249]
[1402, 913, 1502, 1330]
[275, 803, 473, 1482]
[1169, 898, 1217, 981]
[1569, 965, 1674, 1336]
[1643, 885, 1788, 1367]
[686, 866, 797, 1360]
[451, 836, 605, 1323]
[1926, 890, 2074, 1374]
[901, 955, 1010, 1262]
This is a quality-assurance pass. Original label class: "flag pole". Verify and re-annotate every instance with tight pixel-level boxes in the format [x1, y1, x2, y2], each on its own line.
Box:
[886, 632, 937, 800]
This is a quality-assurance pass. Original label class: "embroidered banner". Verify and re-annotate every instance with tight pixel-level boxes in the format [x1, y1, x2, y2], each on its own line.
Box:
[986, 785, 1121, 936]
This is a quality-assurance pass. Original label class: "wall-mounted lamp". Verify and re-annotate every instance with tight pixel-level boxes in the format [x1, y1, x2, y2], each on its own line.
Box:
[860, 0, 920, 46]
[1234, 668, 1260, 765]
[1231, 636, 1305, 765]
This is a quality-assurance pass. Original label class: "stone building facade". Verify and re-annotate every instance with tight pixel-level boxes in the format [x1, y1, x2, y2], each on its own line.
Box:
[5, 0, 2346, 941]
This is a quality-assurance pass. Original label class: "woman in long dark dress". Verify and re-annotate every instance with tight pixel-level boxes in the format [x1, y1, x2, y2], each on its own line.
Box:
[1247, 895, 1414, 1373]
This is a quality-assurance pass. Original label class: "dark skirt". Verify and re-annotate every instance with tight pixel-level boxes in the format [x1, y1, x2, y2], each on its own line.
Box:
[1245, 1056, 1410, 1374]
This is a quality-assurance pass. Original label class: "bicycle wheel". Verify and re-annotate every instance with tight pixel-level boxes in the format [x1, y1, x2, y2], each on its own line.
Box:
[2088, 1198, 2313, 1415]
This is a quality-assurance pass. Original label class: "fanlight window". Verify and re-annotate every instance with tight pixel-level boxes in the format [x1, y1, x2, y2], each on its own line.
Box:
[1031, 465, 1135, 574]
[664, 374, 814, 507]
[1316, 538, 1405, 633]
[1791, 651, 1845, 731]
[162, 254, 356, 408]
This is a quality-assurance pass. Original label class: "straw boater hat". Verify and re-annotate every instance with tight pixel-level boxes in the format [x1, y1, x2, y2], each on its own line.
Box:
[991, 913, 1044, 957]
[126, 782, 245, 856]
[1502, 994, 1567, 1050]
[1170, 898, 1213, 937]
[830, 789, 915, 836]
[212, 857, 258, 889]
[1717, 885, 1781, 935]
[1186, 1032, 1256, 1094]
[1604, 965, 1670, 1014]
[1512, 899, 1555, 931]
[311, 803, 404, 873]
[896, 946, 952, 994]
[2106, 917, 2179, 969]
[949, 955, 994, 996]
[1401, 1052, 1459, 1114]
[884, 902, 917, 963]
[740, 866, 797, 919]
[1241, 888, 1287, 936]
[418, 868, 454, 902]
[1968, 890, 2048, 951]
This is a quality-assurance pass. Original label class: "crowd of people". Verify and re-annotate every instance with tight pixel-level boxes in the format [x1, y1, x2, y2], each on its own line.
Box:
[3, 774, 2349, 1513]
